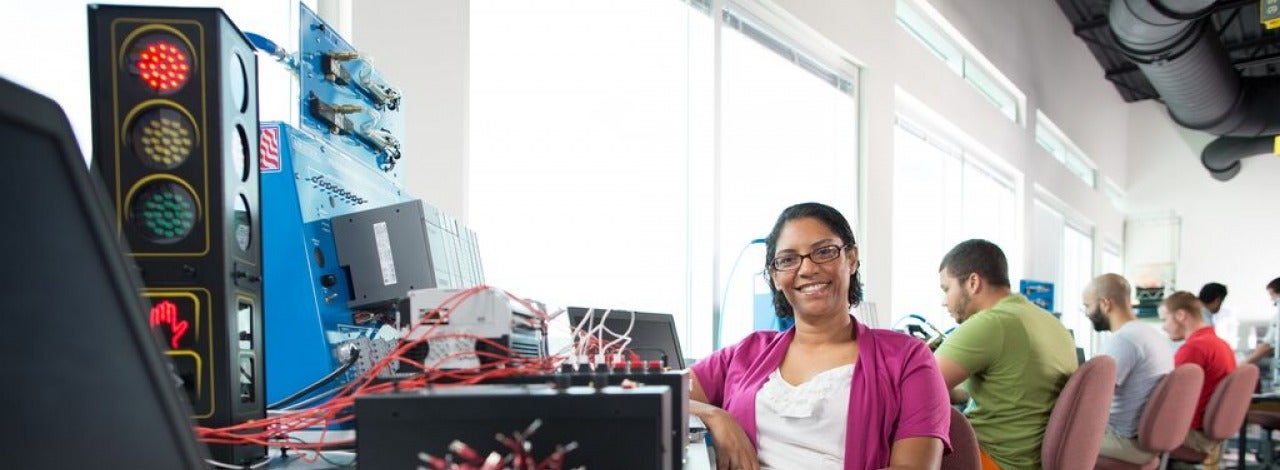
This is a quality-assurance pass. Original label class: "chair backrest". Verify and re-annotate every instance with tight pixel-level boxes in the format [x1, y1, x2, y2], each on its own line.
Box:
[942, 407, 981, 470]
[1200, 364, 1259, 440]
[1043, 355, 1116, 470]
[1137, 364, 1204, 452]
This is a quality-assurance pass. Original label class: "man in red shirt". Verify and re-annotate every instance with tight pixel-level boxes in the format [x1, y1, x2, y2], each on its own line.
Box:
[1159, 290, 1237, 467]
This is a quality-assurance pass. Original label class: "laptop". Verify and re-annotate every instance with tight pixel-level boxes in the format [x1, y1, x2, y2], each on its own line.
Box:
[566, 308, 687, 369]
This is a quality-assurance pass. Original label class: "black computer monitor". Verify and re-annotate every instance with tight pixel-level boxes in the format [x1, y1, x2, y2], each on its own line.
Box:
[566, 307, 687, 369]
[0, 77, 208, 469]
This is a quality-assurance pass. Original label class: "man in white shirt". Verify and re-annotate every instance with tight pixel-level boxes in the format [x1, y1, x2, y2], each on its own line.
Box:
[1241, 277, 1280, 388]
[1085, 273, 1175, 464]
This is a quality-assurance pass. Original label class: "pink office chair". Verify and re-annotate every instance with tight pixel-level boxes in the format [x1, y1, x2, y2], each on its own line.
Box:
[1044, 356, 1117, 470]
[1093, 364, 1204, 470]
[1168, 364, 1260, 465]
[942, 407, 980, 470]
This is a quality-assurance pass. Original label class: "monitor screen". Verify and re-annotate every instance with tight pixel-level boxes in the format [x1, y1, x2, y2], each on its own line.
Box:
[566, 308, 686, 369]
[0, 77, 208, 469]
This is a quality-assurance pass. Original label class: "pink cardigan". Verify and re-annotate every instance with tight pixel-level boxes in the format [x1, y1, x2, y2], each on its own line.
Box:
[693, 318, 951, 469]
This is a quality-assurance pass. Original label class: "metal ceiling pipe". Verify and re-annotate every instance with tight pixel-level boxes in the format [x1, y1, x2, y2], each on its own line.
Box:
[1109, 0, 1280, 180]
[1200, 135, 1271, 181]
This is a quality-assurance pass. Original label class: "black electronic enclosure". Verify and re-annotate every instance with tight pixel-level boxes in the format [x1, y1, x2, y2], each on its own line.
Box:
[332, 198, 485, 308]
[356, 385, 672, 470]
[489, 370, 691, 470]
[0, 77, 208, 469]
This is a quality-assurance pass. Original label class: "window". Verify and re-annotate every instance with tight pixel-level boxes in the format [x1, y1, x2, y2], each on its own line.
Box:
[891, 117, 1020, 332]
[1035, 111, 1097, 188]
[470, 1, 859, 358]
[470, 0, 714, 355]
[1101, 177, 1125, 211]
[1030, 195, 1097, 355]
[716, 5, 859, 348]
[1102, 242, 1122, 276]
[1061, 223, 1094, 352]
[895, 0, 1025, 123]
[895, 1, 961, 73]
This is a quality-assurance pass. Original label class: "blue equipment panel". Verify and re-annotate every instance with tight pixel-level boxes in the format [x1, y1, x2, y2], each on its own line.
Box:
[258, 3, 485, 410]
[260, 121, 407, 405]
[1020, 279, 1056, 312]
[297, 3, 404, 177]
[255, 3, 411, 406]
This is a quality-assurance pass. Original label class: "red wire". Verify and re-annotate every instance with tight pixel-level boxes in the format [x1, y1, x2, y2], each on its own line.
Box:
[196, 285, 562, 451]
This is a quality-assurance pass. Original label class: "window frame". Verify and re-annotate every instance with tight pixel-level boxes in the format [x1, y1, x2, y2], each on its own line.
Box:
[895, 0, 1026, 124]
[1035, 111, 1098, 188]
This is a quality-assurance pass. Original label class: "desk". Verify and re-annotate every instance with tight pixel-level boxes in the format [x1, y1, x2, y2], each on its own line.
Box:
[264, 430, 354, 469]
[1238, 393, 1280, 469]
[264, 431, 713, 469]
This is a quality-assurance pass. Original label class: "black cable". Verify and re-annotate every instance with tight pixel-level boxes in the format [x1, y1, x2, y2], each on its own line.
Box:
[281, 437, 357, 468]
[268, 349, 360, 410]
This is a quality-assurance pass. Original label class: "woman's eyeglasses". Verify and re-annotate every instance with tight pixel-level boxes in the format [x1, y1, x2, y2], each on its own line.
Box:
[770, 244, 849, 272]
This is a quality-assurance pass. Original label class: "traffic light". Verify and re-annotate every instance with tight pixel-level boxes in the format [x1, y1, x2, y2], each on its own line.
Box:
[87, 5, 264, 464]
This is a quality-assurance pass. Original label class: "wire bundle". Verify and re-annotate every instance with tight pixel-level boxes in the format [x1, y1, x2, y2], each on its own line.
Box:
[564, 308, 641, 370]
[416, 419, 581, 470]
[196, 285, 563, 463]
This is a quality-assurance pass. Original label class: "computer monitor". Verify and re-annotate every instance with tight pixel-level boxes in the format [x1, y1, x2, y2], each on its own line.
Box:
[0, 77, 208, 469]
[566, 308, 687, 369]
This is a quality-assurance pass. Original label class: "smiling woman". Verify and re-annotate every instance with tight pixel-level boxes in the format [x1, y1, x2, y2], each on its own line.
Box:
[688, 202, 952, 470]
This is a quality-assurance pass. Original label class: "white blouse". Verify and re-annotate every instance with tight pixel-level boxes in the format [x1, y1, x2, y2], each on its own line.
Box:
[755, 365, 853, 470]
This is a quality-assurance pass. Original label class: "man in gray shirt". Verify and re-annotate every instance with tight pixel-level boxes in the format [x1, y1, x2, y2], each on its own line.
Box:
[1084, 273, 1174, 464]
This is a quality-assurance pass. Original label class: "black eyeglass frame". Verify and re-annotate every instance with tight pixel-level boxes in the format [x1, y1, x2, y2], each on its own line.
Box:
[769, 243, 852, 272]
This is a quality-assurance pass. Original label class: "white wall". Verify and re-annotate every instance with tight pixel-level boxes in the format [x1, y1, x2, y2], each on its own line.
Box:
[350, 0, 469, 220]
[1126, 100, 1280, 322]
[769, 0, 1127, 315]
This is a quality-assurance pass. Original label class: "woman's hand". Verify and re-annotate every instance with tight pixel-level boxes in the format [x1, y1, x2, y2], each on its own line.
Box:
[700, 406, 759, 470]
[690, 366, 757, 469]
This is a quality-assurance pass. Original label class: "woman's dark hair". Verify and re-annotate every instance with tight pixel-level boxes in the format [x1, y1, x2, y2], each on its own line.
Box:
[763, 202, 862, 320]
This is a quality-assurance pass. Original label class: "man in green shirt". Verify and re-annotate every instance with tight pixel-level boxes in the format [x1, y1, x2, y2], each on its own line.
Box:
[934, 239, 1078, 469]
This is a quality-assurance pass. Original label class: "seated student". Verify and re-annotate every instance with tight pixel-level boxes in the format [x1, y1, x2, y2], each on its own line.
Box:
[690, 202, 950, 470]
[1238, 277, 1280, 369]
[1083, 274, 1173, 464]
[934, 239, 1078, 470]
[1159, 291, 1237, 467]
[1197, 282, 1228, 328]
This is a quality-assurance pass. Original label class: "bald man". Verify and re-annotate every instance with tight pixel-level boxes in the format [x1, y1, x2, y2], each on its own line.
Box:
[1083, 274, 1173, 465]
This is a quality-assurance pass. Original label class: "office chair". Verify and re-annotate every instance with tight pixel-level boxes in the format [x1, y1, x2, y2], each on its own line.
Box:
[1168, 365, 1259, 467]
[942, 407, 981, 470]
[1094, 364, 1204, 470]
[1043, 355, 1117, 470]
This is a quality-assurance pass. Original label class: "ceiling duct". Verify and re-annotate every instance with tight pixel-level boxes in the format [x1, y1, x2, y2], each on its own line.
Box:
[1109, 0, 1280, 180]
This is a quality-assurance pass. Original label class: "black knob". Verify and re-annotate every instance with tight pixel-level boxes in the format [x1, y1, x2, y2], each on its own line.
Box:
[320, 274, 338, 288]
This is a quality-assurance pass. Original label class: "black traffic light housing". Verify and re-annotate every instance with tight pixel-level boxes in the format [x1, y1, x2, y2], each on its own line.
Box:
[88, 4, 264, 465]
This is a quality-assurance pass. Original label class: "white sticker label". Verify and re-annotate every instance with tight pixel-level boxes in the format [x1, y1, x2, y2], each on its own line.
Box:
[373, 221, 397, 285]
